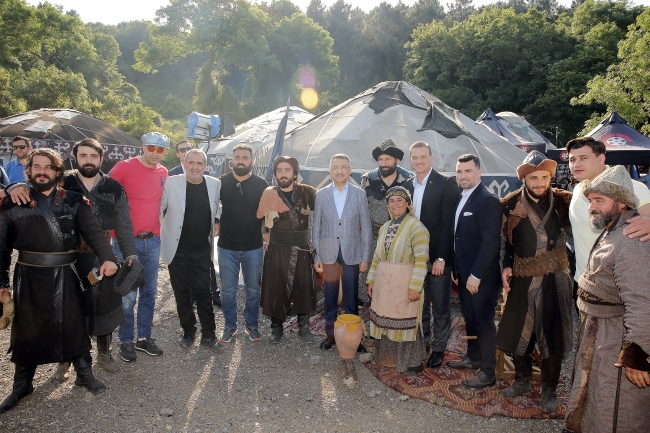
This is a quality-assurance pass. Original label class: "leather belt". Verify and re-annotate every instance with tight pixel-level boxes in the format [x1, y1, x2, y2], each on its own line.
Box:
[578, 290, 622, 307]
[135, 232, 154, 240]
[18, 251, 76, 267]
[269, 229, 310, 246]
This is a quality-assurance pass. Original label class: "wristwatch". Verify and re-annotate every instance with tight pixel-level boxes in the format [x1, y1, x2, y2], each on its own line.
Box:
[437, 258, 445, 262]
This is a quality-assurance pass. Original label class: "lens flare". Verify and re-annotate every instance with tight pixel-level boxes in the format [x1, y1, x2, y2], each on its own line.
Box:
[301, 88, 319, 110]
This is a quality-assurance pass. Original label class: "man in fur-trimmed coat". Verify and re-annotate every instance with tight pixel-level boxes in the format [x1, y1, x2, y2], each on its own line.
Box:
[257, 156, 317, 344]
[564, 166, 650, 433]
[497, 151, 574, 413]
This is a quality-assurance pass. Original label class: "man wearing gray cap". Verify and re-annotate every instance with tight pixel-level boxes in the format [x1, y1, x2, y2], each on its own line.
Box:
[564, 166, 650, 433]
[109, 132, 169, 362]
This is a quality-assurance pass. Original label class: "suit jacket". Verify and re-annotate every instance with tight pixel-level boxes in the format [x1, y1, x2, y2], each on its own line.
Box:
[453, 182, 502, 287]
[168, 164, 184, 177]
[404, 169, 460, 264]
[159, 174, 221, 264]
[312, 182, 372, 265]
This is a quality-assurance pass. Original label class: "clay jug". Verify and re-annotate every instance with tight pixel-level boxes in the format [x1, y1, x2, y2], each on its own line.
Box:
[334, 314, 363, 359]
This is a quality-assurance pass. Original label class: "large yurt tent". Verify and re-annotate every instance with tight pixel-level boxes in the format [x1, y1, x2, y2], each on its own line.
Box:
[476, 108, 554, 153]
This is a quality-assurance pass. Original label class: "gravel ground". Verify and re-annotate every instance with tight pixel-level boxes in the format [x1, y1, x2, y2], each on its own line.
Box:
[0, 258, 569, 433]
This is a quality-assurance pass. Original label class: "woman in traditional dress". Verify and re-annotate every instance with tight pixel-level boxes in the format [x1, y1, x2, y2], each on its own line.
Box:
[366, 186, 430, 374]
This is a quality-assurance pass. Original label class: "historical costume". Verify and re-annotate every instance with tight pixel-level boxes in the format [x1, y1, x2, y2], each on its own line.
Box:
[367, 186, 429, 373]
[0, 162, 116, 413]
[496, 151, 574, 412]
[564, 166, 650, 433]
[63, 171, 137, 363]
[258, 156, 317, 343]
[359, 139, 411, 302]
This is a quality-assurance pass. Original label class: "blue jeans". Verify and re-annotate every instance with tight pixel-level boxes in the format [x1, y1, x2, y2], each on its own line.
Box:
[218, 247, 263, 330]
[114, 236, 161, 343]
[322, 248, 359, 337]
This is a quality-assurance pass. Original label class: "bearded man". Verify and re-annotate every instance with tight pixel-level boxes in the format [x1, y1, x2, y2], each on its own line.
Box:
[257, 156, 317, 344]
[497, 151, 574, 413]
[0, 149, 118, 413]
[359, 138, 411, 304]
[55, 138, 138, 376]
[564, 165, 650, 433]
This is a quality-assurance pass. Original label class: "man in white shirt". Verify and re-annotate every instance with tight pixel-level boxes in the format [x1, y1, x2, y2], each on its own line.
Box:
[567, 136, 650, 304]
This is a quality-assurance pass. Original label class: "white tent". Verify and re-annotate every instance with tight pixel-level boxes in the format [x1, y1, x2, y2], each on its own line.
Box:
[476, 108, 555, 153]
[254, 81, 526, 197]
[201, 106, 313, 176]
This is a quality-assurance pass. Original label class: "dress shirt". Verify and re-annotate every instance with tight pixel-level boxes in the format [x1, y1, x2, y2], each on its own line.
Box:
[454, 183, 479, 233]
[412, 168, 432, 219]
[332, 182, 349, 218]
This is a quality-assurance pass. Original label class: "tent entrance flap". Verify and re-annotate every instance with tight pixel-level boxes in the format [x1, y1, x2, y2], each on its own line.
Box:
[418, 99, 478, 141]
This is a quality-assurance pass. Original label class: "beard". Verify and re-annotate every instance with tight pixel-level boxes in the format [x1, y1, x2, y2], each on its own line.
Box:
[590, 203, 622, 229]
[79, 164, 100, 178]
[276, 176, 294, 189]
[30, 174, 58, 192]
[525, 184, 550, 200]
[233, 163, 252, 176]
[379, 164, 397, 177]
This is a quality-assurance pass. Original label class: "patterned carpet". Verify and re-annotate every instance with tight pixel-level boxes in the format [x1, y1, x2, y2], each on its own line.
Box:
[287, 303, 567, 419]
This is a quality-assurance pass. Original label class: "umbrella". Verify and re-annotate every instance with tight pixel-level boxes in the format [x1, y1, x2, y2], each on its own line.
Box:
[0, 108, 142, 170]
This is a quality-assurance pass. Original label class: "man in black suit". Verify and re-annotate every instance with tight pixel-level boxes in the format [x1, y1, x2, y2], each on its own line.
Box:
[168, 140, 194, 176]
[404, 141, 459, 369]
[449, 154, 502, 389]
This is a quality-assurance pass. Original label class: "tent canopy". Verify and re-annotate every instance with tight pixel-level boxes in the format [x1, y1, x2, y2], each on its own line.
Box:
[548, 111, 650, 165]
[476, 108, 553, 153]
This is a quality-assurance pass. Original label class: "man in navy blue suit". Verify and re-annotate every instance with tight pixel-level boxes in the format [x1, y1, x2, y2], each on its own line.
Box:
[449, 154, 502, 389]
[168, 140, 194, 176]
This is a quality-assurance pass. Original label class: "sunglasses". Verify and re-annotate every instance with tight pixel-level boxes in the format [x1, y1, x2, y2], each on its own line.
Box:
[146, 145, 165, 154]
[13, 145, 27, 150]
[236, 182, 243, 196]
[178, 147, 192, 153]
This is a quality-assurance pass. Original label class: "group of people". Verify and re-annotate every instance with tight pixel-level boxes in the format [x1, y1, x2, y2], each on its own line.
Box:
[0, 132, 648, 433]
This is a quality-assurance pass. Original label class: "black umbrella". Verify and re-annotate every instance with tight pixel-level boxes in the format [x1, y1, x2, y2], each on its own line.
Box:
[0, 108, 142, 170]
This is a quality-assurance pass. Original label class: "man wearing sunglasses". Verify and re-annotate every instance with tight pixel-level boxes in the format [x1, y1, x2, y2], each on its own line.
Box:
[5, 136, 33, 183]
[108, 132, 169, 362]
[168, 140, 194, 176]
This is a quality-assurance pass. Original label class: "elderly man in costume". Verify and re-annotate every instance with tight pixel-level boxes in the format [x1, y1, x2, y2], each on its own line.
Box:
[367, 186, 429, 374]
[359, 139, 411, 304]
[257, 156, 317, 344]
[564, 166, 650, 433]
[497, 151, 574, 412]
[0, 148, 118, 414]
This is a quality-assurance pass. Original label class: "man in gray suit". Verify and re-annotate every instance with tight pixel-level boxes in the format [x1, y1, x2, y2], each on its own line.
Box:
[160, 149, 223, 352]
[313, 154, 373, 350]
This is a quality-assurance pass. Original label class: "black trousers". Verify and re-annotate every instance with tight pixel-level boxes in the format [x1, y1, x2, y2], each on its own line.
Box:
[458, 281, 500, 380]
[169, 246, 216, 338]
[421, 267, 452, 352]
[189, 262, 220, 303]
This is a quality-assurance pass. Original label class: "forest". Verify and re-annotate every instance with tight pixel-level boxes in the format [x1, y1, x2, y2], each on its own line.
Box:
[1, 0, 649, 165]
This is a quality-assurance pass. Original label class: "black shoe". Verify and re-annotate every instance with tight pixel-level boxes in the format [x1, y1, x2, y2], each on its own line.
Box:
[179, 330, 196, 349]
[200, 337, 225, 352]
[462, 371, 496, 389]
[426, 351, 444, 369]
[120, 342, 137, 362]
[269, 328, 283, 344]
[357, 343, 367, 353]
[319, 336, 335, 350]
[72, 354, 106, 394]
[446, 356, 481, 370]
[404, 364, 424, 376]
[135, 337, 163, 356]
[0, 365, 36, 414]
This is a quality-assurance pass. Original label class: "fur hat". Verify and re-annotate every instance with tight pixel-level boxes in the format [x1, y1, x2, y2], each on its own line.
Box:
[581, 165, 638, 209]
[516, 150, 557, 180]
[372, 138, 404, 161]
[272, 155, 300, 177]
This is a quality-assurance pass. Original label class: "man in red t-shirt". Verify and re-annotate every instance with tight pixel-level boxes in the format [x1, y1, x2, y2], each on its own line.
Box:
[109, 132, 169, 362]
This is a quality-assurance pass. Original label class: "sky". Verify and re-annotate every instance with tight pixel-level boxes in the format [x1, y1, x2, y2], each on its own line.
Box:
[22, 0, 618, 26]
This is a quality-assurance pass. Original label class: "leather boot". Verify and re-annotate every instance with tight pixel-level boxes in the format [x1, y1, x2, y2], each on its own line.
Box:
[53, 361, 71, 382]
[96, 334, 119, 373]
[499, 354, 533, 398]
[297, 314, 314, 344]
[72, 353, 106, 394]
[0, 364, 36, 414]
[539, 355, 562, 412]
[269, 318, 283, 344]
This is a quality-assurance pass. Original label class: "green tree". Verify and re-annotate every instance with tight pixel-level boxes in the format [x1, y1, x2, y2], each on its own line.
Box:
[405, 0, 446, 28]
[573, 9, 650, 134]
